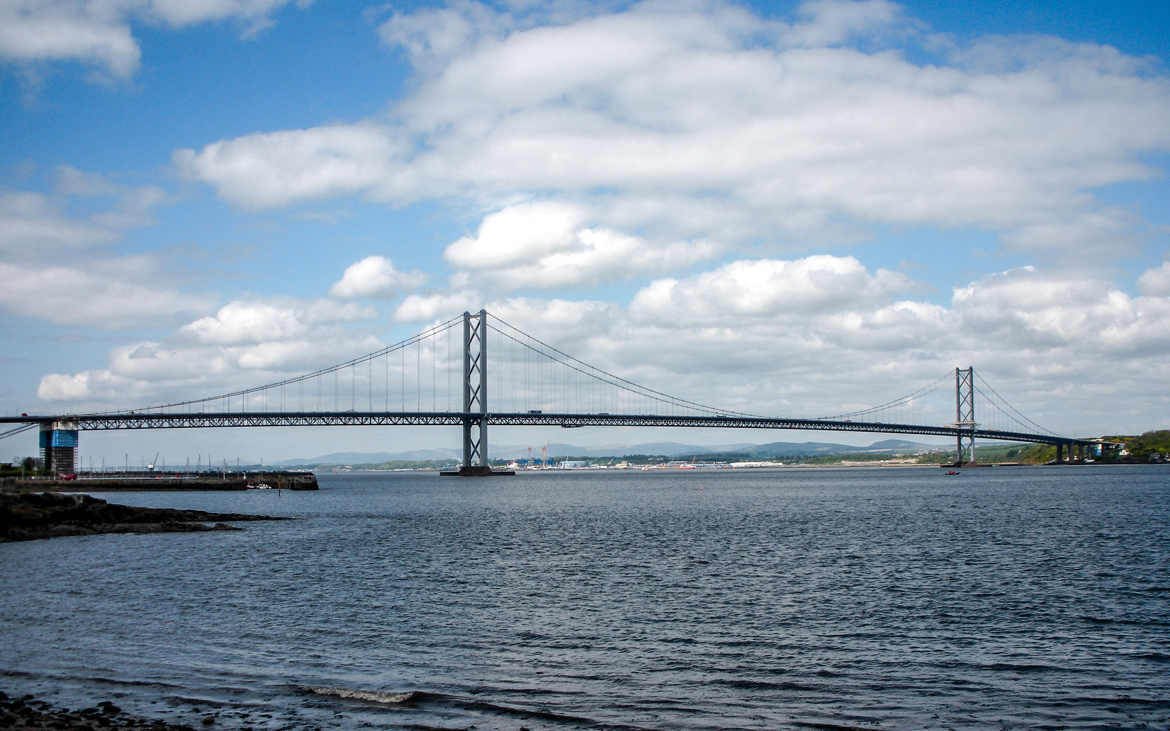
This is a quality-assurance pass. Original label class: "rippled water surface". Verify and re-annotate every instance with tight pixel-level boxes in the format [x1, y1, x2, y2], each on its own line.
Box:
[3, 466, 1169, 729]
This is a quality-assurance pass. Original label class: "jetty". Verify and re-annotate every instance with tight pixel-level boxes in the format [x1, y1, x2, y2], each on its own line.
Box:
[0, 470, 318, 492]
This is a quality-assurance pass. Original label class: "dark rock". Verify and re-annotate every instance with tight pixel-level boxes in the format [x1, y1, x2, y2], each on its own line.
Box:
[0, 492, 289, 542]
[0, 690, 199, 729]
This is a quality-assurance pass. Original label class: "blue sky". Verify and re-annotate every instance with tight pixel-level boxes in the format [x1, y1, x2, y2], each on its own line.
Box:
[2, 0, 1169, 464]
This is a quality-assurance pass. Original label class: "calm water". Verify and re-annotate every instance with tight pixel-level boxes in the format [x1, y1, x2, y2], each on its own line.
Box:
[2, 466, 1169, 729]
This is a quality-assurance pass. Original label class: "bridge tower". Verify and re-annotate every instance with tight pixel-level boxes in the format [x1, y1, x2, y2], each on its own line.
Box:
[955, 366, 975, 465]
[442, 310, 512, 476]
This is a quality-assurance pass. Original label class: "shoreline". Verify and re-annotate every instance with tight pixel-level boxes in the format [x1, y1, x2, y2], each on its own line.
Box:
[0, 492, 289, 542]
[0, 691, 196, 730]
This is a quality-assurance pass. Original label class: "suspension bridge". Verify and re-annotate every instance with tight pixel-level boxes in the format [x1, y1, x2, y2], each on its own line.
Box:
[1, 310, 1104, 474]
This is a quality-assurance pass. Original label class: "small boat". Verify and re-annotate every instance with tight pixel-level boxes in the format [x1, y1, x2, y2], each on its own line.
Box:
[945, 470, 960, 476]
[250, 482, 274, 489]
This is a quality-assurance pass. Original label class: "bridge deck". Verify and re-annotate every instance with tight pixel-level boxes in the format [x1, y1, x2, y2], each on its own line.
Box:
[0, 411, 1094, 446]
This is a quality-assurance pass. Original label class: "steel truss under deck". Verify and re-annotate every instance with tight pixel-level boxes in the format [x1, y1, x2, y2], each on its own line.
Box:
[0, 410, 1095, 448]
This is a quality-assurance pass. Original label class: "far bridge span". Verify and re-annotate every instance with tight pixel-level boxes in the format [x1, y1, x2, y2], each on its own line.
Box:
[1, 310, 1107, 473]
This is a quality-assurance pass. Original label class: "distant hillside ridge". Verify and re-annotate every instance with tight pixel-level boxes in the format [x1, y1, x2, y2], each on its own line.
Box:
[276, 438, 941, 465]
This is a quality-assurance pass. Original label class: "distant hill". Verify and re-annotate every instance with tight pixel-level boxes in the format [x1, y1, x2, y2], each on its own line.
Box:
[275, 448, 459, 466]
[868, 439, 930, 451]
[276, 438, 937, 465]
[707, 439, 931, 458]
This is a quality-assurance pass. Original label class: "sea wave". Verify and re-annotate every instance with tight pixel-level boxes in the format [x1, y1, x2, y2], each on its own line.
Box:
[300, 686, 428, 705]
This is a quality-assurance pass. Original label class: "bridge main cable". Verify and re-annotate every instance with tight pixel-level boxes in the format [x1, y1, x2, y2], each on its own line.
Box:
[488, 313, 764, 419]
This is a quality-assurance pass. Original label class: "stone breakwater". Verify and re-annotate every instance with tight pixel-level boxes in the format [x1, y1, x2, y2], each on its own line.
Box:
[243, 470, 319, 490]
[1, 470, 318, 492]
[0, 492, 289, 542]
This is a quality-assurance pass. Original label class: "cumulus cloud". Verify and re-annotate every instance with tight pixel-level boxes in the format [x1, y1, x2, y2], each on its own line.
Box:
[0, 176, 185, 328]
[176, 0, 1170, 261]
[329, 255, 426, 299]
[173, 124, 406, 209]
[54, 165, 121, 197]
[443, 201, 719, 291]
[0, 191, 114, 253]
[394, 291, 483, 322]
[630, 255, 912, 324]
[0, 260, 215, 328]
[950, 267, 1170, 359]
[1138, 261, 1170, 296]
[786, 0, 907, 48]
[377, 1, 511, 70]
[39, 295, 383, 404]
[445, 201, 585, 269]
[180, 299, 374, 345]
[36, 332, 383, 403]
[1, 172, 168, 258]
[0, 0, 310, 78]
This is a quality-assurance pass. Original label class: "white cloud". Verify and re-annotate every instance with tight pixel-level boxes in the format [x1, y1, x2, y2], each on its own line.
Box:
[444, 201, 585, 269]
[0, 260, 215, 328]
[378, 1, 509, 70]
[0, 3, 140, 77]
[1001, 207, 1136, 252]
[173, 124, 405, 209]
[181, 302, 308, 345]
[0, 178, 189, 329]
[54, 165, 121, 197]
[144, 0, 308, 32]
[38, 295, 383, 405]
[1138, 261, 1170, 296]
[0, 191, 114, 253]
[950, 267, 1170, 359]
[330, 255, 427, 299]
[180, 299, 374, 345]
[174, 0, 1170, 263]
[630, 255, 912, 324]
[36, 331, 383, 404]
[0, 0, 309, 78]
[786, 0, 906, 48]
[1, 174, 169, 258]
[394, 291, 483, 322]
[442, 201, 719, 291]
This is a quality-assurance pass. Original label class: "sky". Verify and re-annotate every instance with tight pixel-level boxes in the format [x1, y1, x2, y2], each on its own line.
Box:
[1, 0, 1169, 465]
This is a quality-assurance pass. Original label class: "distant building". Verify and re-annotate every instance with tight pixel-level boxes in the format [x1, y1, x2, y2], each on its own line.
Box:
[39, 422, 77, 474]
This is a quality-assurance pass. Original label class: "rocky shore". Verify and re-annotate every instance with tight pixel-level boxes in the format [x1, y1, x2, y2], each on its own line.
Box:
[0, 492, 288, 542]
[0, 691, 197, 730]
